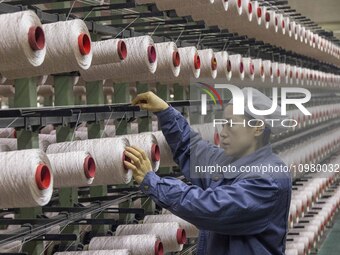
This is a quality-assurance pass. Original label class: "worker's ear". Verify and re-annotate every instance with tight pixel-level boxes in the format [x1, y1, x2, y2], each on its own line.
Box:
[253, 121, 265, 137]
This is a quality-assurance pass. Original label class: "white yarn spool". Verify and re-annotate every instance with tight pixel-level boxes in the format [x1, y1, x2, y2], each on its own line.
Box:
[229, 54, 244, 80]
[55, 250, 130, 255]
[47, 151, 96, 188]
[241, 0, 253, 22]
[115, 222, 186, 252]
[252, 58, 265, 82]
[278, 63, 287, 81]
[91, 39, 127, 65]
[124, 133, 160, 172]
[40, 124, 54, 134]
[285, 249, 298, 255]
[228, 0, 243, 15]
[144, 214, 199, 238]
[46, 137, 132, 185]
[197, 49, 217, 79]
[80, 36, 157, 82]
[215, 51, 232, 80]
[153, 131, 176, 167]
[0, 149, 53, 208]
[252, 1, 262, 25]
[0, 128, 16, 138]
[0, 11, 46, 72]
[89, 234, 163, 255]
[242, 57, 254, 80]
[2, 19, 92, 79]
[39, 133, 56, 152]
[175, 46, 201, 84]
[104, 124, 116, 137]
[0, 85, 15, 97]
[0, 138, 17, 151]
[263, 60, 273, 82]
[271, 62, 281, 84]
[0, 144, 10, 152]
[125, 42, 181, 83]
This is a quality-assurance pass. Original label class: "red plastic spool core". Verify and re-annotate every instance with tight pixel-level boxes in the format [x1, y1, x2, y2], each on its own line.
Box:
[154, 240, 164, 255]
[248, 2, 252, 14]
[237, 0, 242, 8]
[194, 53, 201, 70]
[227, 60, 232, 72]
[151, 143, 161, 162]
[172, 51, 180, 67]
[148, 45, 157, 63]
[211, 57, 217, 70]
[28, 26, 45, 51]
[84, 156, 96, 179]
[176, 228, 187, 244]
[78, 33, 91, 55]
[257, 7, 262, 18]
[265, 12, 270, 22]
[239, 61, 244, 73]
[35, 164, 51, 190]
[117, 40, 127, 60]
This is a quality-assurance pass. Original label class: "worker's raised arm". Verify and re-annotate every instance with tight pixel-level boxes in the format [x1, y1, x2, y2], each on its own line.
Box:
[139, 171, 280, 236]
[132, 91, 229, 189]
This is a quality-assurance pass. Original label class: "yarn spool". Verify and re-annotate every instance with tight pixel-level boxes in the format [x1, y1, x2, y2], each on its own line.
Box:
[215, 51, 232, 80]
[115, 222, 186, 252]
[252, 58, 265, 82]
[0, 149, 53, 208]
[40, 124, 54, 134]
[241, 0, 253, 22]
[271, 62, 281, 84]
[0, 128, 16, 138]
[0, 138, 17, 151]
[0, 10, 46, 72]
[39, 133, 56, 152]
[252, 1, 262, 25]
[144, 214, 199, 238]
[0, 85, 15, 98]
[0, 144, 10, 152]
[47, 151, 96, 188]
[74, 130, 88, 140]
[89, 234, 163, 255]
[197, 49, 217, 79]
[2, 19, 92, 79]
[153, 131, 176, 167]
[46, 137, 132, 185]
[262, 60, 273, 83]
[228, 0, 243, 15]
[124, 42, 180, 84]
[124, 133, 160, 172]
[55, 250, 131, 255]
[91, 39, 127, 65]
[175, 46, 200, 85]
[229, 54, 244, 80]
[80, 36, 157, 82]
[242, 57, 255, 80]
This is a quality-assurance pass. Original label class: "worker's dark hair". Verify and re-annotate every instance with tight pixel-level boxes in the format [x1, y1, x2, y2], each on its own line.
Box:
[244, 112, 271, 145]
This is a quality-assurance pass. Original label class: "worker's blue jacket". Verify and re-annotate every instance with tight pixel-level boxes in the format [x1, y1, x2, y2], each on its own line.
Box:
[140, 105, 292, 255]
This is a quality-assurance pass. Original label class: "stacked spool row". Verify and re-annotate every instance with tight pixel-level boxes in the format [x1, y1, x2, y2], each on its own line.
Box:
[135, 0, 340, 66]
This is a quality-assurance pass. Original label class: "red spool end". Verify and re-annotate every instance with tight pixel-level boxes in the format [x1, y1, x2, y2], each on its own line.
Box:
[176, 228, 187, 244]
[250, 63, 254, 75]
[117, 40, 127, 60]
[270, 66, 273, 76]
[239, 61, 244, 73]
[154, 240, 164, 255]
[122, 153, 132, 171]
[237, 0, 242, 8]
[83, 156, 96, 179]
[148, 45, 157, 64]
[172, 51, 181, 67]
[260, 65, 264, 76]
[248, 2, 252, 14]
[265, 12, 270, 22]
[257, 7, 262, 18]
[194, 53, 201, 70]
[282, 20, 285, 29]
[28, 26, 45, 51]
[290, 70, 293, 78]
[227, 60, 232, 72]
[275, 17, 278, 27]
[211, 57, 217, 71]
[35, 164, 51, 190]
[13, 129, 17, 138]
[78, 33, 91, 55]
[277, 69, 280, 77]
[151, 143, 161, 162]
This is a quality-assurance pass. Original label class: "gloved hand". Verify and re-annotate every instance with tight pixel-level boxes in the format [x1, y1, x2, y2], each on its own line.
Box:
[132, 91, 169, 113]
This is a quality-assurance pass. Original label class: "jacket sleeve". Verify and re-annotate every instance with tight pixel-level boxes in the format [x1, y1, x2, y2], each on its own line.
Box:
[154, 106, 231, 189]
[140, 171, 279, 236]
